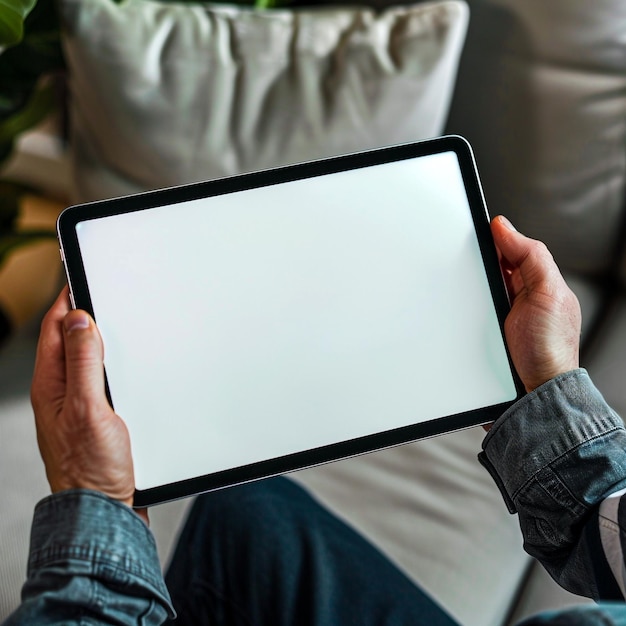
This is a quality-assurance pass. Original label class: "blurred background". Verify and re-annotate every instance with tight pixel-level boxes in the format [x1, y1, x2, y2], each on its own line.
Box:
[1, 0, 625, 624]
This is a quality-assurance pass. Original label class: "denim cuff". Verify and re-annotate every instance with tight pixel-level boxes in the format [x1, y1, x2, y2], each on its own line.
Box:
[28, 490, 174, 618]
[479, 369, 626, 514]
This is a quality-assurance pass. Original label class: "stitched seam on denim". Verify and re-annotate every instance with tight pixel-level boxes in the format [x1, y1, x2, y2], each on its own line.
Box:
[29, 546, 167, 596]
[533, 469, 585, 517]
[30, 545, 148, 574]
[484, 369, 585, 442]
[510, 426, 624, 505]
[35, 491, 155, 546]
[32, 492, 160, 577]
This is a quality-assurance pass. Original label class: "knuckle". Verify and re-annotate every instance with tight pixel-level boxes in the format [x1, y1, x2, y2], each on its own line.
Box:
[532, 239, 552, 261]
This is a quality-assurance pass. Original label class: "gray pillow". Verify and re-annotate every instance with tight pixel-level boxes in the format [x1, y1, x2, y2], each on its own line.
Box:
[59, 0, 469, 201]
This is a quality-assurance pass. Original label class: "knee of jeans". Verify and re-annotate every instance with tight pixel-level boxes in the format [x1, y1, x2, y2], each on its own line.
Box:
[191, 476, 319, 539]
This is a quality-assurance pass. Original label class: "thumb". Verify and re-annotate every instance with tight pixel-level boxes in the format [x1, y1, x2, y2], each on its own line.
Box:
[491, 215, 557, 292]
[63, 310, 108, 410]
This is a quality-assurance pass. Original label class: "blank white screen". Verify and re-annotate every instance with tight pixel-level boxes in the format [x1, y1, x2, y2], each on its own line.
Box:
[75, 151, 517, 490]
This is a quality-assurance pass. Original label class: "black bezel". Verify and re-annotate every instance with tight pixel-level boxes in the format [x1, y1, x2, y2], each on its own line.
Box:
[57, 135, 525, 507]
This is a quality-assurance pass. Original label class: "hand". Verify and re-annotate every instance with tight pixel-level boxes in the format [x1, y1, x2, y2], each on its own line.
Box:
[31, 288, 139, 512]
[491, 216, 582, 393]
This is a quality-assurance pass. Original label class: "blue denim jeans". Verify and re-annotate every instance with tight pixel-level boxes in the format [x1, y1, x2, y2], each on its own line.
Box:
[164, 477, 458, 626]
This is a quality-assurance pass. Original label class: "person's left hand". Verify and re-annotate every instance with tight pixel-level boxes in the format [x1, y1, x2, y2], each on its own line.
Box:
[31, 288, 138, 512]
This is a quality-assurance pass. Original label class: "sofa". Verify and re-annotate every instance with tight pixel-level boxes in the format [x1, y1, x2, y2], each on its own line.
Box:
[1, 0, 625, 623]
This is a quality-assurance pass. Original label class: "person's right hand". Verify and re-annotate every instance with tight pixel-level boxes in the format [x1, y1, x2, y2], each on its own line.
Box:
[491, 215, 582, 393]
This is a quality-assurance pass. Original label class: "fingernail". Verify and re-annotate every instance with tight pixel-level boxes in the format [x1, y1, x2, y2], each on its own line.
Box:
[499, 215, 517, 231]
[64, 311, 90, 333]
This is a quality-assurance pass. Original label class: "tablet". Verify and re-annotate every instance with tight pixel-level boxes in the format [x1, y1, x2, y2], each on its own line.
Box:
[58, 136, 523, 506]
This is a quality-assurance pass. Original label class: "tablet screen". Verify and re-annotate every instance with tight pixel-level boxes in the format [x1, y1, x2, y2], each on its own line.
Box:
[59, 137, 521, 504]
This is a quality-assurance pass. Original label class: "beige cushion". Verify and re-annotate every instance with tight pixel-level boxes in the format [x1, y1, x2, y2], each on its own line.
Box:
[445, 0, 626, 277]
[59, 0, 469, 202]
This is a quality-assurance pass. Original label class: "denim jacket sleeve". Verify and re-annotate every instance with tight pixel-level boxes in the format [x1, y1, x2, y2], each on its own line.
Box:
[479, 368, 626, 601]
[2, 489, 175, 625]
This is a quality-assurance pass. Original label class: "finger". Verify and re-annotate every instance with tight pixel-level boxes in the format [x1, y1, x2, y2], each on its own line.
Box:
[32, 288, 72, 406]
[490, 216, 560, 293]
[62, 309, 108, 414]
[35, 287, 71, 364]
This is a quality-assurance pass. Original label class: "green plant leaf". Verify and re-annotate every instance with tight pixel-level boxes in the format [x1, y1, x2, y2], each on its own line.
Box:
[0, 0, 38, 47]
[0, 80, 55, 157]
[0, 229, 55, 265]
[0, 0, 64, 168]
[0, 80, 54, 142]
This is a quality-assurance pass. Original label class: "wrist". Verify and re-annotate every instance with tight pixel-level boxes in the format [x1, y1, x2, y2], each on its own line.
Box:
[49, 479, 134, 510]
[523, 362, 580, 393]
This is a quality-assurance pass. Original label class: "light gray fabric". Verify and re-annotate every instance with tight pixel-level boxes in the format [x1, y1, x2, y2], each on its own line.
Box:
[60, 0, 468, 202]
[445, 0, 626, 276]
